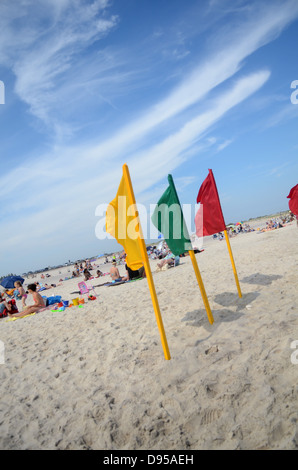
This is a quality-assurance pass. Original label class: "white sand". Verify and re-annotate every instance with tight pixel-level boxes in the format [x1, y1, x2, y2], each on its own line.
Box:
[0, 222, 297, 450]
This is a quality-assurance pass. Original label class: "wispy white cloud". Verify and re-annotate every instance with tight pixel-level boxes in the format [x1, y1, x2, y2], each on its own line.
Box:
[127, 71, 270, 192]
[79, 0, 298, 165]
[0, 71, 270, 263]
[268, 162, 291, 177]
[1, 0, 297, 147]
[0, 0, 119, 137]
[0, 0, 298, 274]
[217, 139, 234, 152]
[243, 160, 294, 181]
[265, 102, 298, 128]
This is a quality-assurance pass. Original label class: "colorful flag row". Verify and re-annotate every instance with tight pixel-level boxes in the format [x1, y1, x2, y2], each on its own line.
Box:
[105, 164, 242, 360]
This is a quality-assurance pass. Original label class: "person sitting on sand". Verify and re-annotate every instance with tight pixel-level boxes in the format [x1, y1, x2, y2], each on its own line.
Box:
[157, 253, 181, 269]
[86, 259, 93, 270]
[110, 261, 123, 282]
[42, 283, 62, 289]
[83, 268, 93, 281]
[157, 258, 175, 269]
[122, 262, 146, 281]
[8, 283, 46, 318]
[35, 282, 49, 292]
[96, 269, 103, 277]
[0, 295, 12, 316]
[14, 281, 27, 308]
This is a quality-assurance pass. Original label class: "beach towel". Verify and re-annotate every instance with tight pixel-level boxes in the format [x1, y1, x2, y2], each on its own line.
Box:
[105, 278, 143, 287]
[105, 280, 128, 287]
[6, 313, 36, 322]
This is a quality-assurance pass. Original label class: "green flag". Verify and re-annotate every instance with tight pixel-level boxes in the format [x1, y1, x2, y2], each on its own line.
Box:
[151, 175, 192, 256]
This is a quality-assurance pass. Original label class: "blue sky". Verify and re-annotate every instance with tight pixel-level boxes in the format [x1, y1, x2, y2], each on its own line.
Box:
[1, 0, 298, 276]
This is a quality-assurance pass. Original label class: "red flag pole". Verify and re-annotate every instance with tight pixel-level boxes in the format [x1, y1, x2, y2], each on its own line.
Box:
[223, 230, 242, 298]
[209, 170, 242, 298]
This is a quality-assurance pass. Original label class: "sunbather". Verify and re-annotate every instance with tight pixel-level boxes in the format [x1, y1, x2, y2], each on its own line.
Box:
[8, 283, 46, 318]
[157, 258, 175, 268]
[83, 268, 93, 281]
[0, 296, 12, 316]
[110, 261, 123, 282]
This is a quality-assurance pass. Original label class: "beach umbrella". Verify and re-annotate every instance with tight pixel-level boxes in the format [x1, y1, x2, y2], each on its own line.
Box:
[0, 275, 25, 289]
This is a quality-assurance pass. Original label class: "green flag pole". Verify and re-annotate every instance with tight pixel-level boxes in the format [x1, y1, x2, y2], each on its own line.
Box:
[168, 175, 214, 325]
[152, 175, 214, 325]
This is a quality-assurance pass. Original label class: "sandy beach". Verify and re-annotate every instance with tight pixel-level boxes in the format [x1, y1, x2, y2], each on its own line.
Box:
[0, 220, 297, 450]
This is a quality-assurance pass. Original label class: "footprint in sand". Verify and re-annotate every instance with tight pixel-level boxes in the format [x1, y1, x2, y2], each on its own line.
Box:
[200, 408, 222, 425]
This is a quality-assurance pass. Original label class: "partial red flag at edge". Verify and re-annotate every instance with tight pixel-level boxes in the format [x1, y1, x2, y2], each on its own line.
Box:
[195, 169, 226, 237]
[287, 184, 298, 217]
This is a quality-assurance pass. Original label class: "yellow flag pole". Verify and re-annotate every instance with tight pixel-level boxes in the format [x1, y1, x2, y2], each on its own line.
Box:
[122, 164, 171, 360]
[223, 230, 242, 298]
[188, 250, 214, 325]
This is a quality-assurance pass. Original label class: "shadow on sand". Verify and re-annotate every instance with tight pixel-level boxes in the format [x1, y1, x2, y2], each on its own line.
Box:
[213, 291, 260, 312]
[181, 307, 243, 327]
[181, 290, 260, 345]
[240, 273, 282, 286]
[181, 307, 243, 346]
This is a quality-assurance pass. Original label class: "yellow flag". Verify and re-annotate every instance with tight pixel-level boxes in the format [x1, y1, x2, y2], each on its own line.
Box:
[106, 173, 143, 270]
[106, 164, 171, 360]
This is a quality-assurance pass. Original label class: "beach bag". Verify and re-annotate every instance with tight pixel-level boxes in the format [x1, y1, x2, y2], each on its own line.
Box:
[46, 295, 62, 306]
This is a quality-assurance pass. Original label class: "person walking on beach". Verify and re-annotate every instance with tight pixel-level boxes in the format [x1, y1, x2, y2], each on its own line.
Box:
[8, 283, 45, 318]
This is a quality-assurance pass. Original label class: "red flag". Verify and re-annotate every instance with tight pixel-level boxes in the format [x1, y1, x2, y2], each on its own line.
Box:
[287, 184, 298, 217]
[195, 169, 226, 237]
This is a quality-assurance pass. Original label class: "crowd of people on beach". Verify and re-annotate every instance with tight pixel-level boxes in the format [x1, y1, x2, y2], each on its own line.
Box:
[211, 213, 296, 241]
[256, 213, 295, 232]
[1, 211, 296, 320]
[0, 244, 183, 318]
[212, 223, 255, 240]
